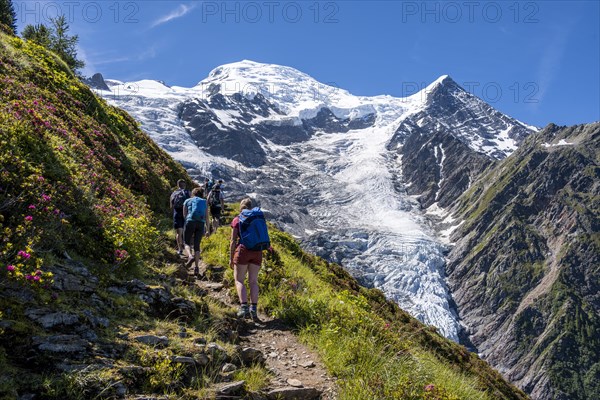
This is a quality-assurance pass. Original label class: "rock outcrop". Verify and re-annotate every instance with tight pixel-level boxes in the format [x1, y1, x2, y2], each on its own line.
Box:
[447, 123, 600, 400]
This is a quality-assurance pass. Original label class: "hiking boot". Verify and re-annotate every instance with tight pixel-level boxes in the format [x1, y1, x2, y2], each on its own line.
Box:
[194, 266, 200, 276]
[249, 309, 261, 323]
[185, 257, 195, 269]
[237, 305, 250, 319]
[177, 250, 183, 256]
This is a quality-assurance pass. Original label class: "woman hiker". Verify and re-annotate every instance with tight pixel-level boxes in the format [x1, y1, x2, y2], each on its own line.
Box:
[229, 198, 270, 321]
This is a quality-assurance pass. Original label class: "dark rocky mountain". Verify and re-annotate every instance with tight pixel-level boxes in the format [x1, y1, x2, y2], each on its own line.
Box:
[446, 123, 600, 400]
[178, 92, 377, 167]
[388, 75, 533, 209]
[83, 72, 110, 91]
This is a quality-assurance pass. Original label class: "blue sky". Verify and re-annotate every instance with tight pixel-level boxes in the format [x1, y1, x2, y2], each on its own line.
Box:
[13, 1, 600, 127]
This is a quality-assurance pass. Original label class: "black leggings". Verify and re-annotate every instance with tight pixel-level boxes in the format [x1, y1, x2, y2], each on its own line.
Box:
[184, 220, 205, 252]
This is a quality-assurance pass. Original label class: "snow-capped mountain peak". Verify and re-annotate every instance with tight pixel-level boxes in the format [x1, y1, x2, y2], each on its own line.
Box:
[195, 59, 364, 119]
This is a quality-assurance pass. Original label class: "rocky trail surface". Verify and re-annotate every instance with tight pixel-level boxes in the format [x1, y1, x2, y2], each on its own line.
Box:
[191, 261, 338, 400]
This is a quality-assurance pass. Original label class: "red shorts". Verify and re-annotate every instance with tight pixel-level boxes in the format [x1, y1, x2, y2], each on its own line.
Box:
[233, 245, 263, 266]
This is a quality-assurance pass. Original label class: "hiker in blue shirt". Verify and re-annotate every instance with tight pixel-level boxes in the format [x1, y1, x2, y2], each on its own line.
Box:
[183, 187, 209, 275]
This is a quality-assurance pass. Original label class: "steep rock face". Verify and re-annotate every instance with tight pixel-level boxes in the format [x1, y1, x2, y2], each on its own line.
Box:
[84, 72, 110, 91]
[178, 92, 377, 166]
[388, 76, 533, 209]
[179, 97, 268, 166]
[447, 123, 600, 400]
[393, 125, 493, 209]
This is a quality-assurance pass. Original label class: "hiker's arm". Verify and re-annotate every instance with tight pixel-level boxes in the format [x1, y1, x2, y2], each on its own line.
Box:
[229, 226, 239, 268]
[220, 193, 224, 209]
[183, 203, 188, 219]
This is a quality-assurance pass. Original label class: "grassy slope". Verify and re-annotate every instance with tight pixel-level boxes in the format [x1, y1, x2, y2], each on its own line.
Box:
[0, 33, 527, 399]
[203, 207, 528, 400]
[0, 32, 194, 275]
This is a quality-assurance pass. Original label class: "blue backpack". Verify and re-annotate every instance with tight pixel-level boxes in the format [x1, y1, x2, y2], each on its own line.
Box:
[186, 198, 207, 222]
[238, 207, 270, 251]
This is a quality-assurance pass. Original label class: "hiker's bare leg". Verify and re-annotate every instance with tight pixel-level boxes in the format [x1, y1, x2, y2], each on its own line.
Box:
[247, 263, 260, 304]
[185, 244, 193, 260]
[234, 264, 249, 303]
[194, 251, 200, 269]
[176, 228, 183, 252]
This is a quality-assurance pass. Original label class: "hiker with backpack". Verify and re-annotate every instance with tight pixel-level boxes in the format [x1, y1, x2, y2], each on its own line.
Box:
[202, 178, 210, 197]
[170, 179, 190, 256]
[229, 198, 271, 320]
[207, 183, 225, 234]
[205, 177, 214, 196]
[183, 187, 209, 275]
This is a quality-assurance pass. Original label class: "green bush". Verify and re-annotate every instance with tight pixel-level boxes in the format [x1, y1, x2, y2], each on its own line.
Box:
[0, 32, 189, 284]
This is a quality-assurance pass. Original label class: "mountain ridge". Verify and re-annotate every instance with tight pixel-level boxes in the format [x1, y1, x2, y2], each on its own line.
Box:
[446, 122, 599, 400]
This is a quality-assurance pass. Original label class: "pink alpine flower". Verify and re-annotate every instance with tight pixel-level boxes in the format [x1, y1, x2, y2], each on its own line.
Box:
[28, 204, 36, 209]
[17, 250, 31, 259]
[6, 265, 15, 272]
[25, 215, 33, 221]
[41, 194, 51, 201]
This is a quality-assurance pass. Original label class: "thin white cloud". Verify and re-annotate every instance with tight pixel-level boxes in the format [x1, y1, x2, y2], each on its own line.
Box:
[77, 45, 96, 77]
[151, 4, 195, 28]
[137, 46, 158, 61]
[535, 27, 570, 106]
[86, 46, 158, 72]
[93, 56, 132, 66]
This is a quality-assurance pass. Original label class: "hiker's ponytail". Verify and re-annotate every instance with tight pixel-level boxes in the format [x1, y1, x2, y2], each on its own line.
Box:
[240, 198, 252, 212]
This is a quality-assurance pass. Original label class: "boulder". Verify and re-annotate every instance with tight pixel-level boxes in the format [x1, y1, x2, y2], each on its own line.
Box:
[207, 342, 229, 362]
[49, 261, 98, 292]
[172, 356, 196, 365]
[25, 309, 79, 329]
[238, 347, 265, 365]
[133, 335, 169, 347]
[32, 334, 89, 355]
[217, 380, 245, 395]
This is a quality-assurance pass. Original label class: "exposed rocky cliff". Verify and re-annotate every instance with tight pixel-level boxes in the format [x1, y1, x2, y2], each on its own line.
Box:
[447, 123, 600, 400]
[388, 75, 532, 210]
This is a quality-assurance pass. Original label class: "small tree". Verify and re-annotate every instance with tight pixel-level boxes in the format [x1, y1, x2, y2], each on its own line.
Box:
[22, 24, 52, 47]
[49, 15, 84, 72]
[0, 0, 17, 35]
[22, 15, 85, 73]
